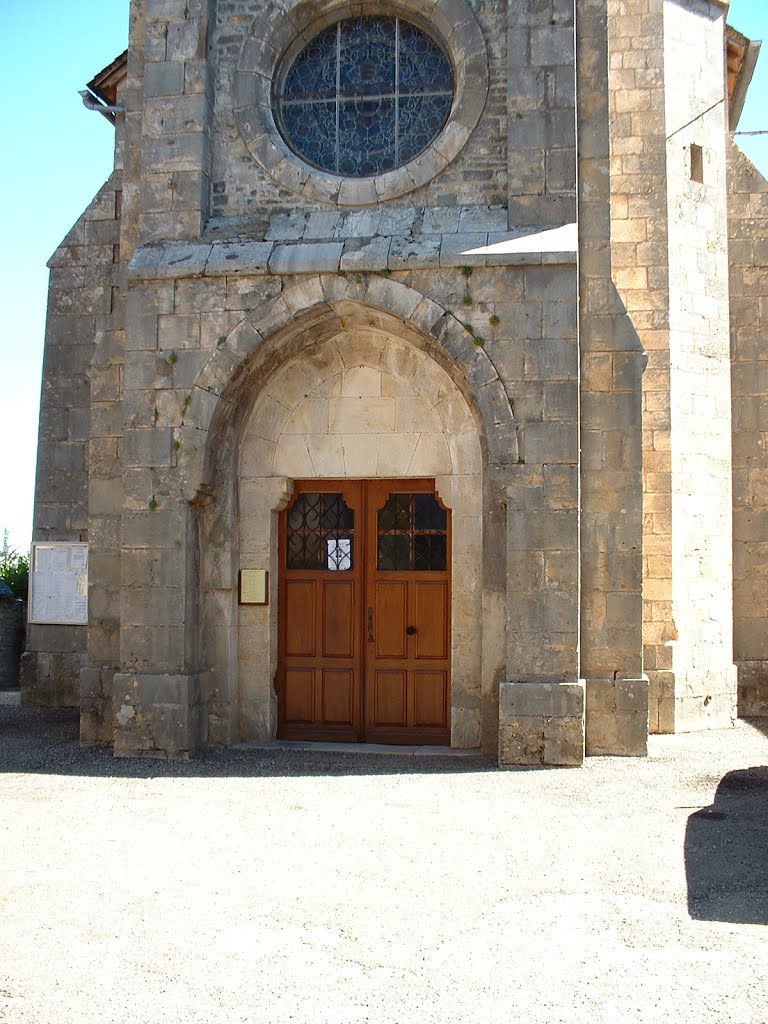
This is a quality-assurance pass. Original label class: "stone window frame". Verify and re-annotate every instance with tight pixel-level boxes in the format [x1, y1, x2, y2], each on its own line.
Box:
[233, 0, 489, 206]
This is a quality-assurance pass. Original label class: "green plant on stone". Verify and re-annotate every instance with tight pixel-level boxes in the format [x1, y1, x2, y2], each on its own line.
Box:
[459, 266, 474, 309]
[148, 497, 158, 511]
[169, 350, 178, 364]
[489, 314, 500, 327]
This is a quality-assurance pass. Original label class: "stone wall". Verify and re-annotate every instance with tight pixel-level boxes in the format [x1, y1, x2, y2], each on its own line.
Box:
[605, 0, 736, 733]
[661, 0, 736, 731]
[33, 0, 748, 757]
[115, 239, 578, 754]
[728, 140, 768, 717]
[22, 173, 125, 709]
[210, 0, 507, 221]
[607, 0, 672, 731]
[508, 0, 576, 226]
[577, 0, 645, 741]
[0, 595, 24, 688]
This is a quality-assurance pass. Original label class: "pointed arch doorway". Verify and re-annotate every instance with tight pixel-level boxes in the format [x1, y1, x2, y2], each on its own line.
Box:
[277, 478, 451, 745]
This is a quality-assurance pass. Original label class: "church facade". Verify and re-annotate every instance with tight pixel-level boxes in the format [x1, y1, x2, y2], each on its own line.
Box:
[23, 0, 768, 762]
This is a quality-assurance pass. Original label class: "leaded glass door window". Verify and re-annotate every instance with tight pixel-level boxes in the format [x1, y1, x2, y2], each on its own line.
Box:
[377, 492, 448, 571]
[275, 16, 454, 177]
[286, 492, 355, 571]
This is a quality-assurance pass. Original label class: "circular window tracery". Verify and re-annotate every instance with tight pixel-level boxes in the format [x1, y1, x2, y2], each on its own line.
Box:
[234, 0, 489, 204]
[275, 16, 454, 178]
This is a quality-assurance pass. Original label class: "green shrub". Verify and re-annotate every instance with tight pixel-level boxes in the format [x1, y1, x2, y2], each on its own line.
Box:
[0, 531, 29, 600]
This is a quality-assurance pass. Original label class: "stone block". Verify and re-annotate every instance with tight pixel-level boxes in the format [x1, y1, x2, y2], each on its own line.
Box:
[206, 241, 273, 275]
[304, 210, 341, 238]
[388, 236, 442, 270]
[498, 680, 584, 766]
[335, 209, 382, 238]
[268, 243, 343, 274]
[143, 62, 185, 97]
[458, 206, 508, 233]
[79, 667, 115, 745]
[378, 207, 417, 235]
[445, 696, 479, 746]
[439, 233, 489, 266]
[112, 671, 208, 758]
[422, 207, 462, 234]
[585, 677, 649, 756]
[123, 428, 173, 468]
[340, 237, 391, 271]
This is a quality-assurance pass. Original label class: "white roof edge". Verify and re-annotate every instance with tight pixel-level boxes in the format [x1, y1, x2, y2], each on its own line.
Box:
[464, 223, 578, 256]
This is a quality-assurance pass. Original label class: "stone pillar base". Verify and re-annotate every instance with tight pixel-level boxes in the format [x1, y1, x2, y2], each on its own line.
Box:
[498, 681, 585, 767]
[80, 667, 117, 746]
[737, 660, 768, 718]
[112, 671, 209, 758]
[586, 677, 649, 756]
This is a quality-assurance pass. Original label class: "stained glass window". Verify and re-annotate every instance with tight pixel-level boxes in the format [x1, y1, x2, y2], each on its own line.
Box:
[276, 16, 454, 177]
[287, 493, 355, 571]
[377, 493, 448, 571]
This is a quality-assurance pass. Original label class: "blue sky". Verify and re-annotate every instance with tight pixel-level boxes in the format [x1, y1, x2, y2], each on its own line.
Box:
[0, 0, 766, 553]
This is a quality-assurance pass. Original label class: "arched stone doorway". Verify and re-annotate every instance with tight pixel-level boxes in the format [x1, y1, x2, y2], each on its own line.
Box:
[235, 327, 483, 746]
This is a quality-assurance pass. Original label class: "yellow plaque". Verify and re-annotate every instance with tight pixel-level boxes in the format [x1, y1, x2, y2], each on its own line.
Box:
[239, 569, 268, 605]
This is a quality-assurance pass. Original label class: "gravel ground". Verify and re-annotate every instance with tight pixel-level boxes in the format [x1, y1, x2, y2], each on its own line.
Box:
[1, 706, 766, 1024]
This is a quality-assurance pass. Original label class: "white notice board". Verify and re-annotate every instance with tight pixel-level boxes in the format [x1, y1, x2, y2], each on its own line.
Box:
[29, 543, 88, 625]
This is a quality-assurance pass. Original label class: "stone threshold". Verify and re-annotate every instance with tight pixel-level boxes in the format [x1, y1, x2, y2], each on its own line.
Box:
[233, 740, 483, 758]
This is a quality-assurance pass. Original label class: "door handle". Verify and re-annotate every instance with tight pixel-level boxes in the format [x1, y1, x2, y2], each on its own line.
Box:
[406, 625, 417, 636]
[368, 607, 374, 643]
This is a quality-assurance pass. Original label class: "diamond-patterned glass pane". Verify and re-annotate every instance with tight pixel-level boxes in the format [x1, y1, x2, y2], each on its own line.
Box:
[276, 17, 453, 176]
[287, 493, 354, 571]
[377, 493, 447, 571]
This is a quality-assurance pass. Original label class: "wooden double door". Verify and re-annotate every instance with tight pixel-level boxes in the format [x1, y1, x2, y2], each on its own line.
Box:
[277, 479, 451, 745]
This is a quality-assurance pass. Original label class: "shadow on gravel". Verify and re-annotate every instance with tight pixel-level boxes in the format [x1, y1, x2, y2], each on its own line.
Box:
[0, 707, 494, 778]
[685, 765, 768, 925]
[744, 717, 768, 741]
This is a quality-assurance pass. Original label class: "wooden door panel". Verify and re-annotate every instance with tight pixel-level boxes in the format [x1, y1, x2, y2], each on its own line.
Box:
[322, 580, 355, 658]
[374, 581, 407, 659]
[279, 478, 449, 744]
[413, 671, 448, 727]
[372, 670, 407, 727]
[284, 581, 315, 657]
[278, 481, 362, 740]
[321, 669, 355, 725]
[283, 668, 315, 722]
[414, 580, 449, 659]
[364, 480, 451, 746]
